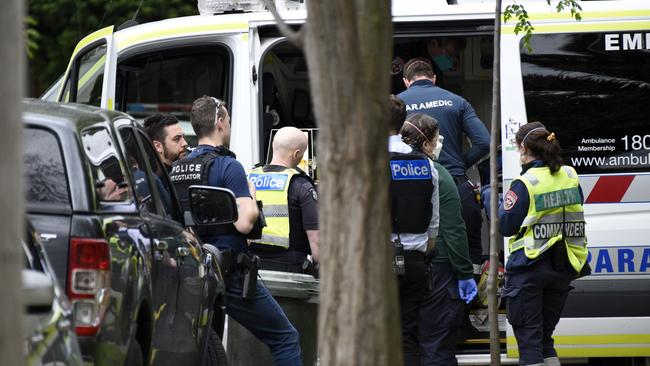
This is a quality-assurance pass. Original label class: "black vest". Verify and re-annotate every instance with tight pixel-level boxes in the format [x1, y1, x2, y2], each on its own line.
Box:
[169, 146, 238, 237]
[389, 152, 434, 234]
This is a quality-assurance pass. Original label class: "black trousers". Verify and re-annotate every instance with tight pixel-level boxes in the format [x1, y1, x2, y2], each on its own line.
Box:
[503, 254, 573, 365]
[418, 263, 464, 366]
[454, 176, 483, 265]
[398, 251, 429, 366]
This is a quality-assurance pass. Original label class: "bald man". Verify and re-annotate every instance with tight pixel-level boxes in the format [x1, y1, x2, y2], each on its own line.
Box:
[248, 127, 319, 276]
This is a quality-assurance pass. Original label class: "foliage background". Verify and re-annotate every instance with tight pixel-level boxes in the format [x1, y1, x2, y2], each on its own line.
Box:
[28, 0, 197, 96]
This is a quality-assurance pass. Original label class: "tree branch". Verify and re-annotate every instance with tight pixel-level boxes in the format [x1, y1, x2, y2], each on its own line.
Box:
[262, 0, 305, 48]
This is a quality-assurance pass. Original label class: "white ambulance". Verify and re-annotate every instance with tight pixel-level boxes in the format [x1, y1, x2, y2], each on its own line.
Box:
[50, 0, 650, 363]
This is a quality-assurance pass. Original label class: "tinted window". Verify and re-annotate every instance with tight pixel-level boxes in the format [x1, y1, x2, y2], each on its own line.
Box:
[81, 127, 131, 203]
[521, 32, 650, 175]
[24, 128, 70, 206]
[117, 47, 230, 127]
[119, 127, 159, 214]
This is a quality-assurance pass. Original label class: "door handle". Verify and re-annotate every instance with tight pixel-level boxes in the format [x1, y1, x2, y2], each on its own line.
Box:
[154, 239, 168, 251]
[177, 247, 190, 258]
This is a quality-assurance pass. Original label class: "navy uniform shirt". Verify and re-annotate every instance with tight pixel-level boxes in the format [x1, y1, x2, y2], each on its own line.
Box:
[499, 160, 584, 271]
[251, 165, 318, 263]
[398, 79, 490, 176]
[190, 145, 252, 254]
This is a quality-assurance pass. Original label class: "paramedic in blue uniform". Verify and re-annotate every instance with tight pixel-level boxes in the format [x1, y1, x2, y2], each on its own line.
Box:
[400, 113, 477, 365]
[389, 95, 439, 365]
[499, 122, 589, 366]
[398, 57, 490, 276]
[248, 126, 319, 275]
[169, 96, 302, 366]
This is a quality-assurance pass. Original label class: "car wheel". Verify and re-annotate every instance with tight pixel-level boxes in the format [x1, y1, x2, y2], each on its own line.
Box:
[125, 337, 144, 366]
[203, 327, 228, 366]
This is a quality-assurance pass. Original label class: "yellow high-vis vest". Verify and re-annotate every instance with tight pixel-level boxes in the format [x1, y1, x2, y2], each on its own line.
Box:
[509, 165, 588, 273]
[248, 166, 298, 249]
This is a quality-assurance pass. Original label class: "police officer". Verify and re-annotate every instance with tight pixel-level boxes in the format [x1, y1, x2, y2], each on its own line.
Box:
[248, 126, 319, 275]
[169, 96, 303, 366]
[499, 122, 589, 366]
[400, 113, 477, 365]
[388, 95, 439, 365]
[398, 57, 490, 277]
[143, 113, 188, 173]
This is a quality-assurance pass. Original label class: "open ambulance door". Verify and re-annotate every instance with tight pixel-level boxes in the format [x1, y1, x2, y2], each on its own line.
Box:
[500, 3, 650, 361]
[58, 26, 117, 110]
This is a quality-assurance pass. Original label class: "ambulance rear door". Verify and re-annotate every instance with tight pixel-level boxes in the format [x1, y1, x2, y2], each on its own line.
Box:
[500, 1, 650, 360]
[58, 26, 117, 110]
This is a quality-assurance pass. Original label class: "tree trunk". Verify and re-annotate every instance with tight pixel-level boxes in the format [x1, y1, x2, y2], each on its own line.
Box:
[488, 0, 503, 364]
[0, 0, 25, 364]
[303, 1, 402, 365]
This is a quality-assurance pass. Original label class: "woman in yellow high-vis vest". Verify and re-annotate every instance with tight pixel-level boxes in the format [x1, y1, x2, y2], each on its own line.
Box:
[499, 122, 589, 366]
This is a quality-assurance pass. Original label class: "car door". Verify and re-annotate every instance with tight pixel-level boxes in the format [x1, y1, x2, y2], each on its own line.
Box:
[133, 129, 211, 351]
[59, 25, 117, 110]
[119, 126, 207, 364]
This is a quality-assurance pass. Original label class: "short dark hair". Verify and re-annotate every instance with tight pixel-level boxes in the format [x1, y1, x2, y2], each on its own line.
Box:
[143, 113, 179, 142]
[190, 95, 227, 138]
[390, 95, 407, 133]
[403, 57, 435, 81]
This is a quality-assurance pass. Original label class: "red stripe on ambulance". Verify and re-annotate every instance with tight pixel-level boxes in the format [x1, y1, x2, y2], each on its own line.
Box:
[585, 175, 635, 203]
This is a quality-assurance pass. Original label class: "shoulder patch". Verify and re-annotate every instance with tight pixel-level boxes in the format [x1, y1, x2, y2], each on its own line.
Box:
[309, 188, 318, 201]
[504, 190, 518, 211]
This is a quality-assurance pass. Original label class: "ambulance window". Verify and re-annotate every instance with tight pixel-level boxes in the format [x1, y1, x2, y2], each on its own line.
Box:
[116, 46, 231, 138]
[520, 32, 650, 175]
[64, 43, 107, 106]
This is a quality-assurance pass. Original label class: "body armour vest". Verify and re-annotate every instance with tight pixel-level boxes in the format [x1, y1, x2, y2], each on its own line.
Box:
[169, 147, 238, 237]
[389, 152, 434, 234]
[508, 165, 588, 273]
[248, 166, 299, 250]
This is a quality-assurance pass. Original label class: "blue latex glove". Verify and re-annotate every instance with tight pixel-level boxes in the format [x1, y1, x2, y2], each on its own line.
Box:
[458, 278, 478, 304]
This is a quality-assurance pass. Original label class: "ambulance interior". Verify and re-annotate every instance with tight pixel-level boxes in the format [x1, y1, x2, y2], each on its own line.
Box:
[258, 34, 496, 183]
[259, 35, 500, 348]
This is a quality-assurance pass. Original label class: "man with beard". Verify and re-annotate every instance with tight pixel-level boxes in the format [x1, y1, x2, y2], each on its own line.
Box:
[144, 113, 189, 172]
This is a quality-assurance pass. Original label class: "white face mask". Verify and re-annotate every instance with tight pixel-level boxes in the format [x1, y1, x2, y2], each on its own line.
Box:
[432, 135, 444, 160]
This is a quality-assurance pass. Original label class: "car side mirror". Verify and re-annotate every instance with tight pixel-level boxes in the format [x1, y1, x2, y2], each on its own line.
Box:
[186, 185, 238, 227]
[22, 269, 54, 314]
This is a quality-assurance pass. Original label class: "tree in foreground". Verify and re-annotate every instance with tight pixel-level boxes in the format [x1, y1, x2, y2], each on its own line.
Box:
[0, 0, 25, 364]
[264, 0, 402, 364]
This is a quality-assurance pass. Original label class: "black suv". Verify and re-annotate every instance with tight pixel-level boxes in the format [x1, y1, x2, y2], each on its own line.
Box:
[23, 100, 230, 365]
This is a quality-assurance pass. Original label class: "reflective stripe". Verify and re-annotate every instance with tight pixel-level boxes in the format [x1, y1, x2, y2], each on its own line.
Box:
[562, 166, 577, 179]
[521, 212, 585, 226]
[511, 233, 586, 252]
[259, 234, 290, 249]
[116, 22, 248, 50]
[523, 172, 539, 185]
[502, 21, 650, 35]
[262, 204, 289, 218]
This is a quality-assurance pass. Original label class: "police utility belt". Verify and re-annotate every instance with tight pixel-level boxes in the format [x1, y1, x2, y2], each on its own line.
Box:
[388, 152, 433, 275]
